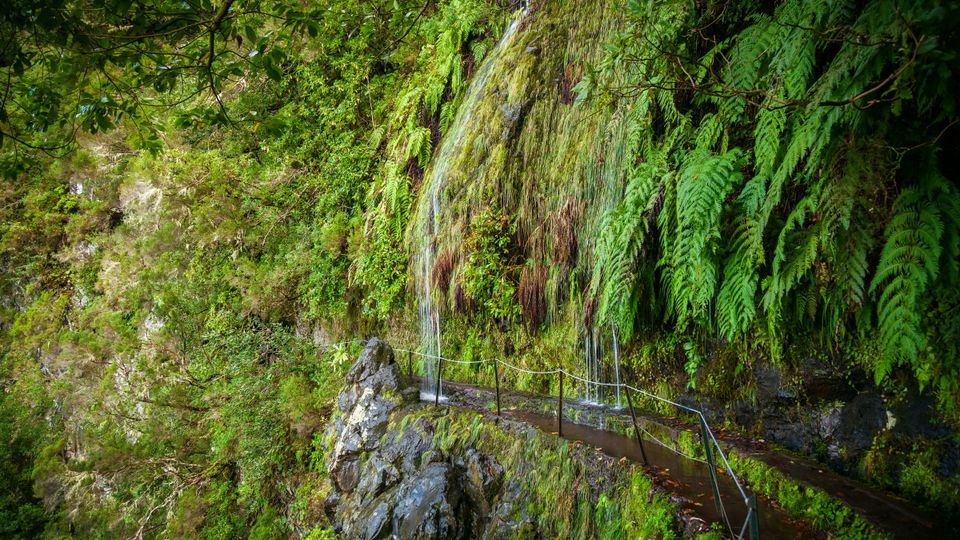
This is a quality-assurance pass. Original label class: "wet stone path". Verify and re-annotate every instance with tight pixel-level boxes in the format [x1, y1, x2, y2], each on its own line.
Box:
[423, 378, 947, 539]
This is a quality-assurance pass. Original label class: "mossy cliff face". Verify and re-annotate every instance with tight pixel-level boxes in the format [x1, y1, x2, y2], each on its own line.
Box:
[390, 0, 960, 509]
[325, 340, 690, 539]
[407, 0, 630, 338]
[7, 0, 960, 537]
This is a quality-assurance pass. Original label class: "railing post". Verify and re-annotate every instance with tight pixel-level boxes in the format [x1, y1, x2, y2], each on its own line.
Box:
[749, 494, 760, 540]
[624, 387, 649, 466]
[557, 370, 564, 436]
[435, 356, 442, 406]
[700, 416, 724, 515]
[493, 360, 502, 416]
[408, 350, 414, 379]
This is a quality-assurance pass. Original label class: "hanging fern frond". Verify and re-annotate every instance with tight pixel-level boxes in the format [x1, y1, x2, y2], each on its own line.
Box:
[695, 113, 723, 151]
[763, 189, 824, 312]
[835, 221, 874, 310]
[669, 148, 744, 325]
[752, 96, 786, 176]
[404, 126, 434, 169]
[870, 188, 944, 384]
[717, 222, 760, 339]
[716, 174, 767, 339]
[592, 160, 666, 338]
[470, 39, 490, 66]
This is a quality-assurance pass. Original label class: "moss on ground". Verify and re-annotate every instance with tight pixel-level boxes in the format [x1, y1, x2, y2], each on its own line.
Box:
[600, 412, 888, 539]
[401, 405, 692, 538]
[724, 451, 886, 540]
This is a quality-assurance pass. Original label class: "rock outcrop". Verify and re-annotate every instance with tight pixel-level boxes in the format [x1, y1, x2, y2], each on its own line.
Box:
[327, 337, 418, 495]
[325, 338, 500, 539]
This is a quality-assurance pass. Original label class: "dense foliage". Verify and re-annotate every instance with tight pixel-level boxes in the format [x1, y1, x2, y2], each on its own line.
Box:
[2, 0, 959, 537]
[588, 0, 960, 414]
[1, 0, 512, 536]
[0, 0, 327, 158]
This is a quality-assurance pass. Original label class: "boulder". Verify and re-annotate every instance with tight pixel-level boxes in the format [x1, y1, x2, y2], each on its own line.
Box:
[325, 338, 485, 538]
[327, 338, 417, 494]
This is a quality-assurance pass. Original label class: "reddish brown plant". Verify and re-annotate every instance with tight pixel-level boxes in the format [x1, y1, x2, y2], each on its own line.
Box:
[519, 264, 548, 333]
[432, 250, 455, 297]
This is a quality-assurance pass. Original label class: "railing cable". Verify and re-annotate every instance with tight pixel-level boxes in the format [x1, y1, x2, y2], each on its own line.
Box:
[496, 358, 560, 375]
[358, 341, 757, 539]
[394, 347, 495, 365]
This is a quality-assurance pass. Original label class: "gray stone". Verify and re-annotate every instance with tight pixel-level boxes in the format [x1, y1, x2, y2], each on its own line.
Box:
[333, 456, 360, 492]
[328, 338, 415, 498]
[357, 500, 392, 540]
[395, 462, 466, 539]
[355, 455, 400, 504]
[835, 391, 885, 455]
[380, 416, 433, 474]
[325, 338, 493, 539]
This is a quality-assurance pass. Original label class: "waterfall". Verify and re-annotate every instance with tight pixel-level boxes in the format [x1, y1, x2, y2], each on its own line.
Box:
[583, 329, 595, 404]
[583, 327, 603, 405]
[594, 330, 602, 403]
[415, 14, 525, 401]
[582, 324, 622, 408]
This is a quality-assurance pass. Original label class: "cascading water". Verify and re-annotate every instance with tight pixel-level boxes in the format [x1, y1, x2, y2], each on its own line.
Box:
[583, 331, 594, 404]
[583, 327, 602, 404]
[582, 324, 623, 409]
[414, 13, 525, 401]
[594, 331, 602, 403]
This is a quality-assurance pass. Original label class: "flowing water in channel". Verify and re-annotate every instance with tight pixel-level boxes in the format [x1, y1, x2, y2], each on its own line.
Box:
[431, 380, 813, 538]
[433, 379, 945, 539]
[414, 14, 524, 401]
[505, 410, 811, 539]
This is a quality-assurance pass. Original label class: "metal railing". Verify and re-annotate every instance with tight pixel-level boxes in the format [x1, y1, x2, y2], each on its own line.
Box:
[321, 339, 759, 539]
[389, 346, 760, 540]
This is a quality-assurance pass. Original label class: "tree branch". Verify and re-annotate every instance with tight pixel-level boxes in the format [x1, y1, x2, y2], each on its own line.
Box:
[206, 0, 236, 124]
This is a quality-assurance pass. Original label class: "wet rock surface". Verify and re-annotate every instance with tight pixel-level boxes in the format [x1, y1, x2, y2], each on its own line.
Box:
[721, 356, 955, 488]
[327, 338, 418, 494]
[719, 359, 935, 469]
[324, 339, 514, 539]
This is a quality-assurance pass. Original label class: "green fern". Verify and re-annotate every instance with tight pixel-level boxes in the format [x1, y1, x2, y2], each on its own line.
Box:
[763, 191, 823, 311]
[717, 223, 760, 340]
[752, 98, 786, 176]
[669, 148, 744, 325]
[694, 113, 724, 151]
[592, 161, 665, 337]
[716, 175, 766, 339]
[404, 127, 433, 169]
[870, 188, 944, 383]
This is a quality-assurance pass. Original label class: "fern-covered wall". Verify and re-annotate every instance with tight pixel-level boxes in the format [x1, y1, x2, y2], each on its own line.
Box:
[578, 0, 960, 421]
[370, 0, 960, 516]
[3, 0, 960, 536]
[370, 0, 960, 419]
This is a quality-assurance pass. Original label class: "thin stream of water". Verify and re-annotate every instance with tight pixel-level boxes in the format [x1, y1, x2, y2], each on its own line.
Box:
[582, 325, 623, 409]
[612, 324, 621, 409]
[415, 14, 525, 401]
